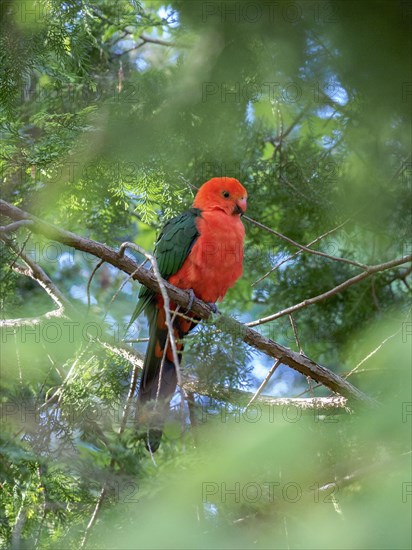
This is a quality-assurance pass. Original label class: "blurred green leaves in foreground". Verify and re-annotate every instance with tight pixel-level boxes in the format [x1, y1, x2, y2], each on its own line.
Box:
[1, 0, 411, 548]
[85, 319, 411, 550]
[1, 314, 410, 548]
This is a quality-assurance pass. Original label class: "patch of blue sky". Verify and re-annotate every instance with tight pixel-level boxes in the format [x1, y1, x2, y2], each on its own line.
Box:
[320, 129, 341, 149]
[268, 249, 292, 271]
[58, 251, 75, 269]
[204, 503, 218, 518]
[250, 288, 271, 304]
[315, 79, 349, 119]
[157, 5, 180, 29]
[70, 284, 96, 304]
[246, 100, 255, 124]
[251, 359, 301, 396]
[135, 57, 150, 71]
[329, 82, 349, 105]
[316, 104, 337, 119]
[111, 38, 136, 56]
[121, 280, 134, 295]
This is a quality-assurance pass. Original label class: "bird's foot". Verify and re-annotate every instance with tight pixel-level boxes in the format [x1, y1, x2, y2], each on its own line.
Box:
[207, 302, 219, 314]
[185, 289, 196, 313]
[185, 290, 219, 315]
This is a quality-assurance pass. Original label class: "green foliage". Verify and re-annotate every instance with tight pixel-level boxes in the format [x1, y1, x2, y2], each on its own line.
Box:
[0, 1, 411, 548]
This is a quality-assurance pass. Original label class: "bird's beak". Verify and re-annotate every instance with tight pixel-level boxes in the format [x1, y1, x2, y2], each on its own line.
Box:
[234, 197, 247, 216]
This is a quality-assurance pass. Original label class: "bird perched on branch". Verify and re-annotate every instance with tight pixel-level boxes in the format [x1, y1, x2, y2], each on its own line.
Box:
[130, 177, 247, 452]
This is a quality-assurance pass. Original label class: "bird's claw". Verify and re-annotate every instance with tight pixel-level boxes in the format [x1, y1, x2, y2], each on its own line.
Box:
[207, 302, 219, 314]
[185, 289, 195, 313]
[185, 291, 218, 315]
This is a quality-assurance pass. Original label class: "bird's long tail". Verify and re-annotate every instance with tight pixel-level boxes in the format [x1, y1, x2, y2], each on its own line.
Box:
[137, 302, 177, 452]
[136, 296, 197, 452]
[138, 297, 194, 452]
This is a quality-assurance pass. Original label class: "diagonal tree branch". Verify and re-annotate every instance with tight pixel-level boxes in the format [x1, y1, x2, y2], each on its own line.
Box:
[0, 199, 383, 405]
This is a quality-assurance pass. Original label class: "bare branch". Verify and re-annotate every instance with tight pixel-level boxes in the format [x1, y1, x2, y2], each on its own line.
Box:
[252, 217, 352, 286]
[344, 324, 405, 380]
[104, 259, 149, 325]
[139, 33, 176, 47]
[111, 32, 178, 58]
[386, 264, 412, 289]
[98, 339, 143, 369]
[247, 254, 412, 328]
[293, 318, 409, 398]
[119, 362, 140, 434]
[0, 307, 65, 328]
[79, 486, 106, 550]
[243, 214, 367, 270]
[0, 219, 34, 234]
[264, 108, 306, 147]
[184, 378, 348, 411]
[114, 42, 145, 57]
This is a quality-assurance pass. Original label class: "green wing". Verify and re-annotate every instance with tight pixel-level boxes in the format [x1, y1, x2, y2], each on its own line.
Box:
[128, 207, 201, 327]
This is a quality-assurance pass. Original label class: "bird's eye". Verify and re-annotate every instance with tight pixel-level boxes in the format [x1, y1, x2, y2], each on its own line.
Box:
[222, 190, 230, 198]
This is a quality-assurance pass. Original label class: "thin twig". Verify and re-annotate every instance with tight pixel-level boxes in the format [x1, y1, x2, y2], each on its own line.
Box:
[344, 325, 404, 380]
[86, 259, 104, 311]
[120, 365, 140, 434]
[306, 376, 314, 397]
[41, 353, 94, 408]
[103, 259, 149, 324]
[247, 358, 282, 407]
[184, 377, 348, 410]
[293, 320, 408, 398]
[318, 451, 412, 494]
[139, 33, 176, 47]
[0, 238, 72, 327]
[186, 391, 199, 448]
[288, 314, 303, 354]
[252, 218, 352, 286]
[80, 342, 143, 549]
[98, 339, 143, 368]
[386, 265, 412, 288]
[79, 486, 106, 550]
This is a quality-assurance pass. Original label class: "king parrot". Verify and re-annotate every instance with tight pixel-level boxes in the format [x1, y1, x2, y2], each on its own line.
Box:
[130, 177, 247, 452]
